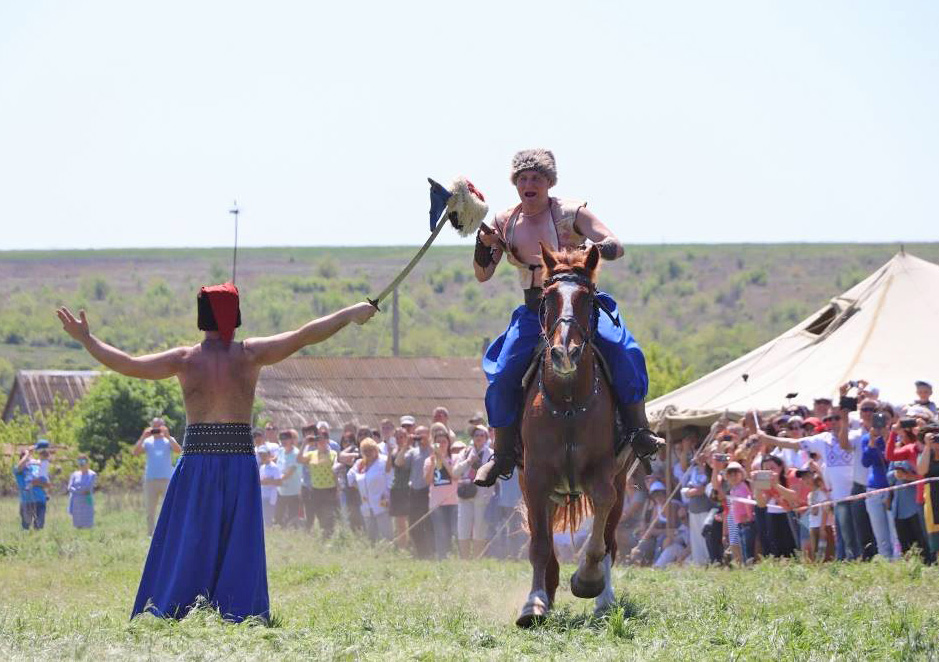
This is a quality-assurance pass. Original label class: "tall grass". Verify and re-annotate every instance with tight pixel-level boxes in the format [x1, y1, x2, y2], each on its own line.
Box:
[1, 494, 937, 660]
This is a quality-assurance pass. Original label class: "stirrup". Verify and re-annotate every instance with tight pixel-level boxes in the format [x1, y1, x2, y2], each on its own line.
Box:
[474, 454, 516, 487]
[620, 427, 660, 474]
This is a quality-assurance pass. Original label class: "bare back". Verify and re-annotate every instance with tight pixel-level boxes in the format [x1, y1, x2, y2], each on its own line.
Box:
[177, 340, 261, 423]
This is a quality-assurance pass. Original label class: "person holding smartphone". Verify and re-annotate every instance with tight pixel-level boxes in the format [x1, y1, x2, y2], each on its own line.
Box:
[132, 417, 181, 536]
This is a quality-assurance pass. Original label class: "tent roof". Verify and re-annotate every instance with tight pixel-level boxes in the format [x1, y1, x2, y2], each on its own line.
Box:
[649, 251, 939, 431]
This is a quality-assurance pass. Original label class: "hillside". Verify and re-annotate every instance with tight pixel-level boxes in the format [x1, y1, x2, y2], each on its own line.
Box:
[2, 243, 936, 397]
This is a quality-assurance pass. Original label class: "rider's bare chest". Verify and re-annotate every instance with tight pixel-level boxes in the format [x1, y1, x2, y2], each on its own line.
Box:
[511, 213, 560, 262]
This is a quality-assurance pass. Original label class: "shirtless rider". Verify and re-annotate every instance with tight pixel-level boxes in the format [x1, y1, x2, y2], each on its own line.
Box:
[57, 283, 375, 622]
[473, 148, 659, 487]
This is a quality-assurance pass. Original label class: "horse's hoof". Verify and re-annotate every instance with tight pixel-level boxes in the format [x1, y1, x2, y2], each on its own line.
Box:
[570, 570, 606, 599]
[516, 593, 550, 628]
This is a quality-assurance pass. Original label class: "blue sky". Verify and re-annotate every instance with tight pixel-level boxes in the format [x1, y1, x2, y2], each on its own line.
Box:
[1, 1, 936, 249]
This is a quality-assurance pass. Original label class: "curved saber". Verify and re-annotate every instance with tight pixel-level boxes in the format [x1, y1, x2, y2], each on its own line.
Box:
[367, 213, 449, 311]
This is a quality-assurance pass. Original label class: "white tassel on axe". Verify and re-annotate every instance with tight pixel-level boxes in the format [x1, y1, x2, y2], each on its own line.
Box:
[367, 176, 488, 310]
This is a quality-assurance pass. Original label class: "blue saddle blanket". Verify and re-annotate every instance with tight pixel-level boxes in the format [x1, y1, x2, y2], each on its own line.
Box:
[482, 291, 648, 428]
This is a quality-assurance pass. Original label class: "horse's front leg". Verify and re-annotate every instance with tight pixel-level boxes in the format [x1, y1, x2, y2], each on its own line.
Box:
[516, 473, 554, 628]
[571, 474, 615, 599]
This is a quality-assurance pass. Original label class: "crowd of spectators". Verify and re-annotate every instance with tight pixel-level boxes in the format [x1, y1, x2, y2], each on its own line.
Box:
[13, 381, 939, 570]
[252, 407, 525, 559]
[622, 379, 939, 568]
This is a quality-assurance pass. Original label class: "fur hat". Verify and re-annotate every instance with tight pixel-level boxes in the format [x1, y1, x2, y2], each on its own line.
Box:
[510, 148, 557, 187]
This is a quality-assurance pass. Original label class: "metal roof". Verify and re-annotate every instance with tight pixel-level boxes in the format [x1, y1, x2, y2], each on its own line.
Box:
[256, 357, 486, 430]
[2, 370, 101, 422]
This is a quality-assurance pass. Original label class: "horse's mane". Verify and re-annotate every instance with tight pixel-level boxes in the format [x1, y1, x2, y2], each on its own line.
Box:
[542, 247, 600, 283]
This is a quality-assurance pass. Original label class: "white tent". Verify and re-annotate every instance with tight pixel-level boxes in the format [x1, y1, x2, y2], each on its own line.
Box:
[649, 251, 939, 433]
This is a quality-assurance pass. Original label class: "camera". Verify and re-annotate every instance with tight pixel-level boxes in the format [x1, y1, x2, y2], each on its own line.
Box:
[871, 412, 888, 429]
[848, 380, 859, 388]
[719, 434, 734, 442]
[900, 418, 917, 430]
[839, 395, 858, 412]
[713, 453, 730, 462]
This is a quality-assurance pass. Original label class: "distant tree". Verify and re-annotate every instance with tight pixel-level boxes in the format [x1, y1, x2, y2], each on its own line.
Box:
[645, 342, 694, 400]
[75, 373, 185, 469]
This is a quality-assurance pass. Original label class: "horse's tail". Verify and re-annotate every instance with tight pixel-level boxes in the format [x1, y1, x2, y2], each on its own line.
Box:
[552, 494, 594, 537]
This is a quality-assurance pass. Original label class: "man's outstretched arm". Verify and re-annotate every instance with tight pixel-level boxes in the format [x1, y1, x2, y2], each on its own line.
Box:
[56, 307, 186, 380]
[245, 302, 376, 366]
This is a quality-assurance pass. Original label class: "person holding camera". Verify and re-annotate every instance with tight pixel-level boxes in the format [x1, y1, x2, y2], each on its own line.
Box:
[398, 425, 435, 559]
[860, 407, 896, 559]
[297, 430, 339, 537]
[752, 455, 799, 558]
[916, 427, 939, 558]
[759, 401, 862, 559]
[132, 417, 181, 536]
[680, 450, 714, 566]
[386, 427, 412, 549]
[452, 425, 494, 559]
[424, 422, 459, 559]
[886, 417, 931, 562]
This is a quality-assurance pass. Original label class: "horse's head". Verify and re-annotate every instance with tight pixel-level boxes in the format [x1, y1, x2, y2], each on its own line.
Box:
[539, 244, 601, 378]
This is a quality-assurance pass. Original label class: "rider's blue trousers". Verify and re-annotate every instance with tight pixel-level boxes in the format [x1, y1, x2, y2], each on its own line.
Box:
[482, 291, 648, 427]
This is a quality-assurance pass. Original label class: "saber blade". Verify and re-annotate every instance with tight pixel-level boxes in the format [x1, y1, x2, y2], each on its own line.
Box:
[367, 213, 448, 310]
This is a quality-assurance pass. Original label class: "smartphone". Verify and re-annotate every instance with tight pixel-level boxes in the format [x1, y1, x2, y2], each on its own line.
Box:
[752, 470, 773, 490]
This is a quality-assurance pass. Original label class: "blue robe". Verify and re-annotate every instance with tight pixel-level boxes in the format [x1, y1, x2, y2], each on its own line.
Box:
[132, 423, 269, 623]
[483, 291, 648, 427]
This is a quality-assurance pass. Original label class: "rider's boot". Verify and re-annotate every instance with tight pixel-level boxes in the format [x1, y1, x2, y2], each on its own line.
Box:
[474, 421, 519, 487]
[618, 400, 662, 470]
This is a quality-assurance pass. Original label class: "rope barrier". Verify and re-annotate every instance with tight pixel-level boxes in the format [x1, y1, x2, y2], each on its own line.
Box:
[727, 476, 939, 514]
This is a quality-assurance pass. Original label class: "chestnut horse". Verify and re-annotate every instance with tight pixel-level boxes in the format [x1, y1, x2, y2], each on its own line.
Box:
[515, 244, 638, 627]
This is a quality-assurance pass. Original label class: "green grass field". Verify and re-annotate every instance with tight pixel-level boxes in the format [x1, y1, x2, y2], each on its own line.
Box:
[2, 495, 938, 660]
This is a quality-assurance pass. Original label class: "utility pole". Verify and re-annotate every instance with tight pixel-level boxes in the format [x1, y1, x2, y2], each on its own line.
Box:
[392, 287, 400, 356]
[229, 201, 240, 284]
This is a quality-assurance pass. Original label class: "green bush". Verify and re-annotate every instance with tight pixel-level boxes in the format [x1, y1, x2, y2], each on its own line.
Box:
[75, 374, 185, 470]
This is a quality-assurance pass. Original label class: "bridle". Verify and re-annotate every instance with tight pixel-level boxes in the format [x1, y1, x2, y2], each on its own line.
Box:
[538, 271, 597, 344]
[537, 271, 603, 421]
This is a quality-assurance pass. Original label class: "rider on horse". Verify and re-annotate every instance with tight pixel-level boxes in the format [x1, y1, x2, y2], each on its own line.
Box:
[473, 148, 659, 487]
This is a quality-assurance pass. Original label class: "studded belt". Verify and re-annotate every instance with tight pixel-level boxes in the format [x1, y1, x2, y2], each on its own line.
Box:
[181, 423, 255, 455]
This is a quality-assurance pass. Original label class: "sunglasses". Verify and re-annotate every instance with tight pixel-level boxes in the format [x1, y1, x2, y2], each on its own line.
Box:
[823, 415, 842, 422]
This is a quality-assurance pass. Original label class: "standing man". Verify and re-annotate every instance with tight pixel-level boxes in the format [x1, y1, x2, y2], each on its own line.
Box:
[57, 282, 375, 622]
[472, 148, 658, 487]
[397, 424, 434, 558]
[14, 442, 51, 530]
[275, 429, 302, 527]
[132, 417, 181, 536]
